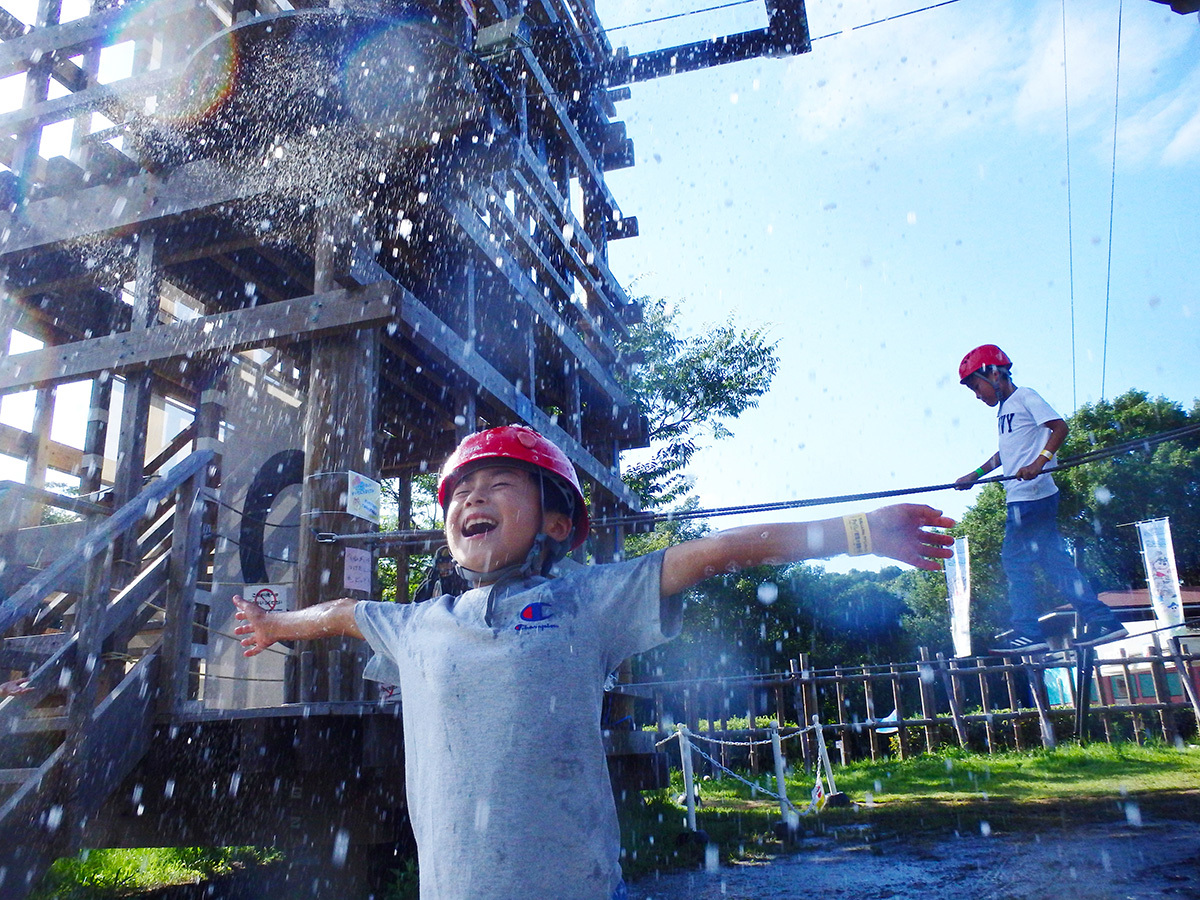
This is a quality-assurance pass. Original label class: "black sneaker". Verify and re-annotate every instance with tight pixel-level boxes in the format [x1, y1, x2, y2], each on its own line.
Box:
[988, 633, 1050, 655]
[1075, 621, 1128, 647]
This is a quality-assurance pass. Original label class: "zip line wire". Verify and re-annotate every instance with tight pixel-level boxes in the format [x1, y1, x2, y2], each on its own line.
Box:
[596, 0, 965, 42]
[312, 421, 1200, 544]
[594, 419, 1200, 528]
[1061, 0, 1078, 411]
[1101, 0, 1124, 401]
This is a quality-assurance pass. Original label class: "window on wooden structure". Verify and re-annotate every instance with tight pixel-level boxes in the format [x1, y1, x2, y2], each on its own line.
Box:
[1166, 673, 1182, 698]
[1137, 674, 1155, 698]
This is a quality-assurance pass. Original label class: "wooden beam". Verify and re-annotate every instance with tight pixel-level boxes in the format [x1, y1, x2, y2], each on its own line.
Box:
[353, 257, 640, 508]
[0, 282, 397, 394]
[0, 158, 269, 259]
[449, 199, 626, 398]
[0, 419, 83, 476]
[0, 0, 204, 80]
[0, 68, 172, 137]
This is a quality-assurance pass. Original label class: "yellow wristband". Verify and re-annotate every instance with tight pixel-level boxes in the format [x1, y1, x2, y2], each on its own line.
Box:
[1038, 449, 1053, 461]
[843, 513, 872, 556]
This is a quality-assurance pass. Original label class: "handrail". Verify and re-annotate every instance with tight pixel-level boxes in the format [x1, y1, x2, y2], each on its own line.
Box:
[0, 480, 111, 520]
[0, 449, 213, 635]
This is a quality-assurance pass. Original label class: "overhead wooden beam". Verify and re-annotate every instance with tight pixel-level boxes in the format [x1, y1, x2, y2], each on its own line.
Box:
[350, 254, 640, 508]
[0, 0, 203, 80]
[0, 282, 397, 394]
[0, 158, 269, 259]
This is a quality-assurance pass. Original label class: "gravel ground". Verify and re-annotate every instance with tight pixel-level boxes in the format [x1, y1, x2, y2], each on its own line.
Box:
[629, 820, 1200, 900]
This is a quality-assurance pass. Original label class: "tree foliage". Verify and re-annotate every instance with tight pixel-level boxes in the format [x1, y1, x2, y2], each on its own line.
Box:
[636, 563, 918, 681]
[617, 297, 778, 508]
[1056, 391, 1200, 589]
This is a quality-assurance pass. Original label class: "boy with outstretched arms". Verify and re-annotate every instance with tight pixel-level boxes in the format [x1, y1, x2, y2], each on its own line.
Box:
[235, 425, 953, 900]
[954, 344, 1127, 654]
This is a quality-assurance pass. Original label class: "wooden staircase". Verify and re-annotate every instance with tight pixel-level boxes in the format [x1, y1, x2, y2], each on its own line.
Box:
[0, 451, 213, 900]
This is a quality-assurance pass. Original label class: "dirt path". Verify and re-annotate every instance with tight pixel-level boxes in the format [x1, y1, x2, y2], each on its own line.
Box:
[629, 820, 1200, 900]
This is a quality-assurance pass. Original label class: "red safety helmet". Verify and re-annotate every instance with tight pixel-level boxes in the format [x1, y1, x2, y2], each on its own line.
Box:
[958, 344, 1012, 384]
[437, 425, 590, 549]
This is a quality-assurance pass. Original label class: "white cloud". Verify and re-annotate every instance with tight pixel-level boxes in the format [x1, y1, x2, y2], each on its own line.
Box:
[782, 0, 1200, 170]
[784, 3, 1023, 145]
[1161, 100, 1200, 165]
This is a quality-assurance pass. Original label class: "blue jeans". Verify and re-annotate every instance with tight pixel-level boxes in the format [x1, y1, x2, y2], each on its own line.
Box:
[1002, 493, 1116, 637]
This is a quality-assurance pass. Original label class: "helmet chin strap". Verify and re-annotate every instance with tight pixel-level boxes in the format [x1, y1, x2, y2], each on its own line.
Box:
[454, 532, 572, 628]
[447, 472, 574, 626]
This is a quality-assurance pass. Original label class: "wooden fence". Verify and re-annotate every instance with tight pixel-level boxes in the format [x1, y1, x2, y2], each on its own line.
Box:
[615, 641, 1200, 774]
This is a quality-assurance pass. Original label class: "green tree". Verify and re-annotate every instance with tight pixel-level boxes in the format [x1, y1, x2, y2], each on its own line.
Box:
[1056, 391, 1200, 589]
[617, 297, 778, 508]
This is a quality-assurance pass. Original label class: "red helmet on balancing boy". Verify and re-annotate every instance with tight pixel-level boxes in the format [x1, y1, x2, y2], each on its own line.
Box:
[437, 425, 590, 550]
[958, 344, 1012, 384]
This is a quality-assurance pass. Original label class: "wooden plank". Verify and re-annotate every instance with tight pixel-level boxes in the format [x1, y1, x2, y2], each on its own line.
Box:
[71, 652, 160, 818]
[0, 68, 172, 136]
[348, 252, 639, 506]
[514, 147, 634, 314]
[449, 197, 631, 407]
[0, 158, 268, 259]
[0, 0, 204, 79]
[517, 47, 624, 221]
[0, 282, 397, 394]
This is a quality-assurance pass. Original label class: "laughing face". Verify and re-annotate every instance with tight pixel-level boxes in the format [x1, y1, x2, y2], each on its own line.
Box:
[444, 465, 571, 575]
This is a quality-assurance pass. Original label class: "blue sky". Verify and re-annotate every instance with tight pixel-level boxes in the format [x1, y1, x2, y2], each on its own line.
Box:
[596, 0, 1200, 567]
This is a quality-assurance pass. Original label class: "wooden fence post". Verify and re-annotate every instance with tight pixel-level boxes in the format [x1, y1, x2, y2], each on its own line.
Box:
[1168, 637, 1200, 723]
[917, 649, 938, 752]
[747, 685, 759, 774]
[1147, 644, 1178, 745]
[863, 664, 880, 761]
[938, 653, 969, 748]
[834, 664, 850, 765]
[1023, 659, 1057, 749]
[977, 658, 996, 753]
[889, 664, 909, 759]
[1001, 660, 1025, 751]
[1118, 650, 1145, 744]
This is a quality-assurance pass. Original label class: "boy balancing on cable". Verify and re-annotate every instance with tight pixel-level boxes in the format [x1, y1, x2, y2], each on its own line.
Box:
[234, 425, 953, 900]
[954, 344, 1127, 654]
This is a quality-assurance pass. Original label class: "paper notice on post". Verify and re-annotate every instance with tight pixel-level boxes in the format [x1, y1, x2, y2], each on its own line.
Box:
[344, 547, 373, 593]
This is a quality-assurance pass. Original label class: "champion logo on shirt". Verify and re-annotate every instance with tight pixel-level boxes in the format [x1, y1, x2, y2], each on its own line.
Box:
[515, 601, 558, 632]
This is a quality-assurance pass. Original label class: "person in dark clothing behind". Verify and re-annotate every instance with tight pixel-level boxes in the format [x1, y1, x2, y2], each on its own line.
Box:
[412, 545, 469, 602]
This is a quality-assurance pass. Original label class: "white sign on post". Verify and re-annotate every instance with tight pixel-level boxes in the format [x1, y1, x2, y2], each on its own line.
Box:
[1136, 518, 1185, 637]
[944, 536, 972, 658]
[347, 471, 381, 524]
[344, 546, 373, 593]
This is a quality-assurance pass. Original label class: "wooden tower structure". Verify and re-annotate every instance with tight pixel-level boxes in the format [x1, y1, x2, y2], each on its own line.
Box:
[0, 0, 808, 895]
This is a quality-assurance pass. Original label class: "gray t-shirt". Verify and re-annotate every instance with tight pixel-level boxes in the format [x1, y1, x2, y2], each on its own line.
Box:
[355, 550, 679, 900]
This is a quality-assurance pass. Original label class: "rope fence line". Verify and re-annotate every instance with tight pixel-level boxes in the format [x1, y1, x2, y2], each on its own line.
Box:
[660, 719, 835, 830]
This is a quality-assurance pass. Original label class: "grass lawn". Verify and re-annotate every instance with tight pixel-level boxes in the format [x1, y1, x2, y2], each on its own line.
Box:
[618, 740, 1200, 880]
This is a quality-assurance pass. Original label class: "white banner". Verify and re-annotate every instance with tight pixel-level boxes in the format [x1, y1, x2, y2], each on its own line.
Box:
[1136, 518, 1185, 636]
[945, 536, 972, 657]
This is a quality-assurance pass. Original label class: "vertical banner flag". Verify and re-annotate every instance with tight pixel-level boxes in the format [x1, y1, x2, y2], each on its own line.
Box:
[945, 536, 972, 658]
[1136, 518, 1185, 636]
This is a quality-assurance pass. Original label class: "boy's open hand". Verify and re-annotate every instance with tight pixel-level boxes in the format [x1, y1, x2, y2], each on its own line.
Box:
[232, 595, 273, 657]
[866, 504, 955, 570]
